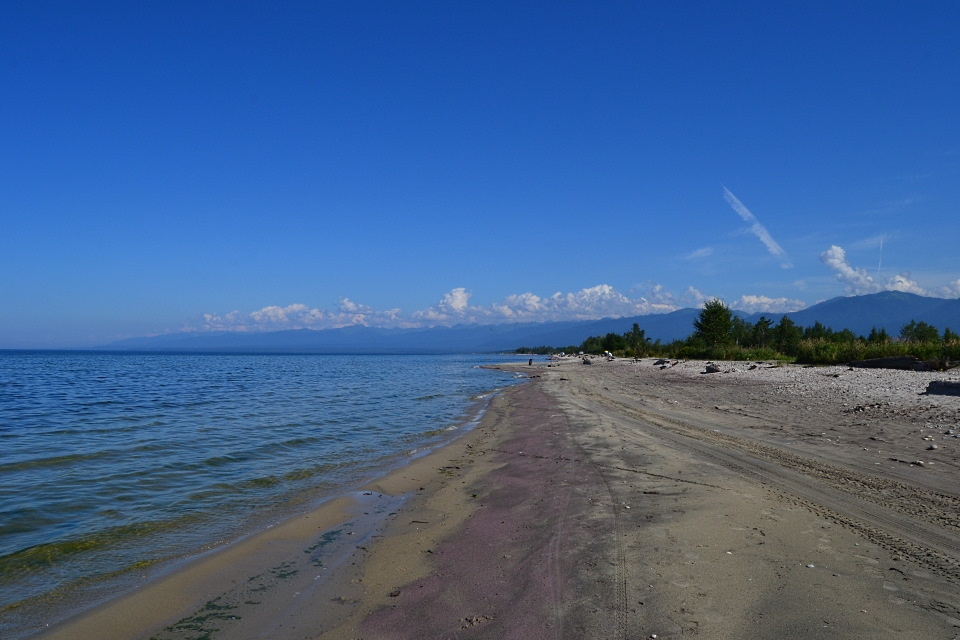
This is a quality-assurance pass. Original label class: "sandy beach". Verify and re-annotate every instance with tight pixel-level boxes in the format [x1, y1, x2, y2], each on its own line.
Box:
[34, 357, 960, 639]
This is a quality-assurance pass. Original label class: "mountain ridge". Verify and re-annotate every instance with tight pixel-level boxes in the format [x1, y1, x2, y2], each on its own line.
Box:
[103, 292, 960, 353]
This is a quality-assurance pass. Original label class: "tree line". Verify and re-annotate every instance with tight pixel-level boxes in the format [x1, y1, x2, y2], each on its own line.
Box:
[515, 298, 960, 366]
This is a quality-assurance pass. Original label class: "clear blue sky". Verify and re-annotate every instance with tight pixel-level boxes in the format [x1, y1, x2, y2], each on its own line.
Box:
[3, 2, 958, 348]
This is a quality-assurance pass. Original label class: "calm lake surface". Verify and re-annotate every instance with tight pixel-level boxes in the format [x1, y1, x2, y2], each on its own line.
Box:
[0, 351, 529, 632]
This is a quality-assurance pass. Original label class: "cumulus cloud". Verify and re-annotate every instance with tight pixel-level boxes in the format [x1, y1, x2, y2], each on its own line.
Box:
[182, 284, 698, 334]
[723, 187, 793, 268]
[885, 274, 927, 295]
[439, 287, 470, 313]
[634, 281, 680, 308]
[682, 286, 708, 307]
[195, 304, 326, 332]
[819, 245, 880, 294]
[936, 279, 960, 298]
[819, 245, 928, 296]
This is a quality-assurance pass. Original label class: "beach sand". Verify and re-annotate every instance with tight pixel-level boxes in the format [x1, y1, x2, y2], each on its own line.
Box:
[33, 358, 960, 639]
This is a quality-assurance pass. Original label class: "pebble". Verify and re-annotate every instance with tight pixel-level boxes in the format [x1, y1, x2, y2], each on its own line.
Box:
[806, 564, 815, 568]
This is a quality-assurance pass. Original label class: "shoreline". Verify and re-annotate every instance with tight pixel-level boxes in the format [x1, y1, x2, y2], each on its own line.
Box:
[342, 357, 960, 638]
[25, 378, 526, 640]
[28, 357, 960, 638]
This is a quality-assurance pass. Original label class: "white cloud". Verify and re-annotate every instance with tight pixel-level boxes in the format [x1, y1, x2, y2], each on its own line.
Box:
[819, 245, 880, 294]
[182, 284, 695, 333]
[935, 279, 960, 298]
[723, 187, 793, 268]
[731, 295, 807, 314]
[819, 244, 930, 296]
[685, 247, 713, 260]
[635, 281, 679, 307]
[439, 287, 471, 313]
[185, 263, 960, 337]
[682, 286, 707, 307]
[885, 274, 926, 295]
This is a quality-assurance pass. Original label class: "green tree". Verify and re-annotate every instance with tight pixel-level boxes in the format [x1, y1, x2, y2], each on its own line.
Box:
[693, 299, 733, 349]
[804, 321, 832, 341]
[625, 323, 651, 357]
[867, 327, 891, 344]
[773, 316, 803, 355]
[751, 316, 773, 348]
[730, 316, 753, 347]
[580, 335, 601, 353]
[944, 327, 960, 343]
[600, 332, 628, 353]
[900, 320, 940, 343]
[831, 328, 857, 343]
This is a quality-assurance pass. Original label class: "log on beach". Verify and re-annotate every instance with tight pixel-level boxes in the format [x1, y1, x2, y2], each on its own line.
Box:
[849, 355, 940, 371]
[926, 380, 960, 396]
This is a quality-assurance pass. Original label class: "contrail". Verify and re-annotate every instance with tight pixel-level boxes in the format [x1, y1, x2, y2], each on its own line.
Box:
[877, 238, 883, 279]
[722, 186, 793, 268]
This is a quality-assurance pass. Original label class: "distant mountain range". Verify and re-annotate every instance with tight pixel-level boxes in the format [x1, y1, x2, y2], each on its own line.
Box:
[104, 291, 960, 354]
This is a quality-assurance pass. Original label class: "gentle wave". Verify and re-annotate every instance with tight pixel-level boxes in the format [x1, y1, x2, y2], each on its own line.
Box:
[0, 351, 528, 628]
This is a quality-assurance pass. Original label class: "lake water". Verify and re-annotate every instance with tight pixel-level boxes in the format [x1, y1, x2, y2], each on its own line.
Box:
[0, 351, 529, 633]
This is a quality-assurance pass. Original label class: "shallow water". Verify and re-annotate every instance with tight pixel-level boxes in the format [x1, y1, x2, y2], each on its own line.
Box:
[0, 351, 528, 624]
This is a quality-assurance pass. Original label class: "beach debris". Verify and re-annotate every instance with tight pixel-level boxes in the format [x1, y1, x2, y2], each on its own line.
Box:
[848, 403, 883, 413]
[806, 564, 815, 568]
[925, 380, 960, 396]
[703, 363, 721, 374]
[849, 355, 939, 371]
[389, 589, 401, 597]
[462, 615, 495, 629]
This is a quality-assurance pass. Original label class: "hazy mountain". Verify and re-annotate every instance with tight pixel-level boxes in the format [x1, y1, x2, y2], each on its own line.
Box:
[103, 291, 959, 353]
[738, 291, 960, 337]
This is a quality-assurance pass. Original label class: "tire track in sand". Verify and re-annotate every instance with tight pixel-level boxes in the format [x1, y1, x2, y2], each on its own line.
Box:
[557, 398, 630, 640]
[553, 371, 960, 586]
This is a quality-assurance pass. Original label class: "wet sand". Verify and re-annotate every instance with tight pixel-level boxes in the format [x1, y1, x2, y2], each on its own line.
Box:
[33, 358, 960, 639]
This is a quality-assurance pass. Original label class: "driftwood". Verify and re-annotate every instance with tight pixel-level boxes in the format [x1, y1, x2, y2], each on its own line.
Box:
[925, 381, 960, 396]
[849, 356, 940, 372]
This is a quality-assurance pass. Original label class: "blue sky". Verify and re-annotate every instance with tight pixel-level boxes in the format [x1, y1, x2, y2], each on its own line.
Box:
[3, 2, 959, 348]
